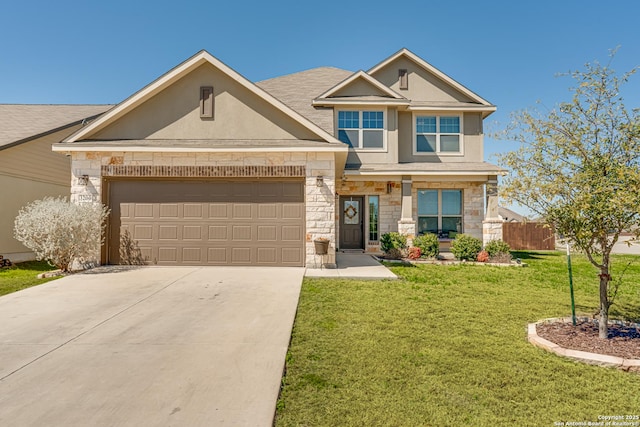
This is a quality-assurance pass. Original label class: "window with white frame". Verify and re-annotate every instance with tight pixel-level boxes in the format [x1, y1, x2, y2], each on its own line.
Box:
[338, 110, 385, 149]
[368, 195, 379, 242]
[415, 115, 462, 154]
[417, 189, 463, 237]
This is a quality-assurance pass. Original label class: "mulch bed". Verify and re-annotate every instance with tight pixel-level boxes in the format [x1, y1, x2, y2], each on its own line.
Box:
[536, 321, 640, 360]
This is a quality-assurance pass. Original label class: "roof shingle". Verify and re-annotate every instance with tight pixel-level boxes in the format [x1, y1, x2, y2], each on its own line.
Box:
[0, 104, 112, 149]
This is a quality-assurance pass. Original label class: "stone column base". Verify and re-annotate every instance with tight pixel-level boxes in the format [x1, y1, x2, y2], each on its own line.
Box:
[398, 219, 416, 246]
[482, 219, 503, 245]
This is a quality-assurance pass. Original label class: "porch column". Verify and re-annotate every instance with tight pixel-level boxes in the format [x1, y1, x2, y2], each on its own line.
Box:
[398, 177, 416, 244]
[483, 178, 503, 245]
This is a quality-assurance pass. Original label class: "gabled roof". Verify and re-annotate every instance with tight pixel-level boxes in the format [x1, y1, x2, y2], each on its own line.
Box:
[368, 48, 494, 108]
[257, 67, 353, 134]
[64, 51, 341, 144]
[313, 70, 408, 106]
[0, 104, 112, 150]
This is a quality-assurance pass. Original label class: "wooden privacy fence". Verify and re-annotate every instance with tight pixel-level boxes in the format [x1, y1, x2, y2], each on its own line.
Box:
[502, 222, 555, 250]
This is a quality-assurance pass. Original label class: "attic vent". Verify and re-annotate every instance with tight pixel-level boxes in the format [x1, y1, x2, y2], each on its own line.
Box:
[200, 86, 214, 118]
[398, 69, 408, 90]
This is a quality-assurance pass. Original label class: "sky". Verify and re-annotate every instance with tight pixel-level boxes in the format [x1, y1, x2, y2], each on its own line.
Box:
[2, 0, 639, 214]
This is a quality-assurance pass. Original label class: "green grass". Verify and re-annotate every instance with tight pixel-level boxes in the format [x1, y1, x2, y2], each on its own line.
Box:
[276, 251, 640, 426]
[0, 260, 60, 296]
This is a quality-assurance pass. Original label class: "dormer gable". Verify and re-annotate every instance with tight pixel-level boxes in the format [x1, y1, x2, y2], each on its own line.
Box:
[313, 71, 408, 107]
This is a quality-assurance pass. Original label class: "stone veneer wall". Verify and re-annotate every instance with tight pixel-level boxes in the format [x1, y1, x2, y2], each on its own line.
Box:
[69, 151, 336, 268]
[336, 180, 402, 252]
[411, 181, 485, 241]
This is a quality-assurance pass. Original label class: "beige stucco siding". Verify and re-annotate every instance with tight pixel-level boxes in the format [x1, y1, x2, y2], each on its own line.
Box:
[0, 174, 69, 261]
[0, 126, 74, 185]
[331, 79, 390, 97]
[92, 63, 321, 142]
[370, 56, 475, 103]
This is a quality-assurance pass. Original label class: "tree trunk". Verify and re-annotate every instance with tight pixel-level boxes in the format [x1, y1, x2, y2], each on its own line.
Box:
[598, 266, 610, 339]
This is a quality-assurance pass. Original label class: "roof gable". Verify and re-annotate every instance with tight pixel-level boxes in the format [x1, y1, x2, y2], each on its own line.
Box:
[313, 71, 407, 107]
[65, 51, 340, 144]
[368, 48, 493, 107]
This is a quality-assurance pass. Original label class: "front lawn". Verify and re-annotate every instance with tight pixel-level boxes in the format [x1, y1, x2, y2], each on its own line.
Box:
[276, 251, 640, 426]
[0, 260, 60, 296]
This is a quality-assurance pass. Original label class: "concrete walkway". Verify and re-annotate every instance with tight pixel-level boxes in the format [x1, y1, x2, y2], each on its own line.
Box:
[305, 252, 397, 279]
[0, 266, 304, 427]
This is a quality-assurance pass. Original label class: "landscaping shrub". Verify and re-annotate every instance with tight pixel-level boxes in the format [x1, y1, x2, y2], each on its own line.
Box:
[450, 234, 482, 261]
[14, 197, 110, 272]
[380, 232, 407, 259]
[407, 247, 422, 260]
[484, 239, 511, 258]
[412, 233, 439, 258]
[477, 250, 490, 262]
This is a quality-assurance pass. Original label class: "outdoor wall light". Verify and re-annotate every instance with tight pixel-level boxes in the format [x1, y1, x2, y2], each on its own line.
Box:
[386, 182, 393, 194]
[316, 176, 324, 187]
[78, 175, 90, 186]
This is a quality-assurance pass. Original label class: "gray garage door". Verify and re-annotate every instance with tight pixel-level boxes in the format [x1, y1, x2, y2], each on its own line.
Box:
[107, 179, 305, 266]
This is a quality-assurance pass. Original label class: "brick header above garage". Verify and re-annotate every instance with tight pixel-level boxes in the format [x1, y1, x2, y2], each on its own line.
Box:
[101, 165, 306, 178]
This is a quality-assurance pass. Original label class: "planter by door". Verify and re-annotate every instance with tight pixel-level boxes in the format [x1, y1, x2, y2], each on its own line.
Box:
[314, 240, 329, 255]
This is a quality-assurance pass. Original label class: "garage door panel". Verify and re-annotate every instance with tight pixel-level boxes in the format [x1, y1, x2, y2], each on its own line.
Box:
[159, 225, 178, 240]
[158, 247, 178, 263]
[232, 225, 252, 240]
[134, 204, 154, 218]
[258, 204, 277, 219]
[282, 204, 303, 219]
[232, 204, 252, 219]
[183, 204, 204, 218]
[257, 248, 277, 263]
[159, 204, 179, 218]
[282, 248, 302, 264]
[207, 248, 227, 263]
[282, 225, 302, 241]
[208, 204, 228, 219]
[208, 226, 227, 240]
[182, 248, 203, 263]
[257, 225, 277, 241]
[109, 180, 304, 266]
[133, 225, 153, 240]
[183, 226, 203, 240]
[231, 248, 251, 263]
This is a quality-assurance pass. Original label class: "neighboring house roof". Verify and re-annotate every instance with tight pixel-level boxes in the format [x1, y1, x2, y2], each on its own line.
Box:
[0, 104, 112, 150]
[62, 51, 342, 146]
[256, 67, 353, 134]
[498, 206, 528, 222]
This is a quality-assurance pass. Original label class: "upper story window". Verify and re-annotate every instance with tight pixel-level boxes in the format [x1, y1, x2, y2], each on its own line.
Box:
[338, 110, 385, 150]
[414, 115, 462, 155]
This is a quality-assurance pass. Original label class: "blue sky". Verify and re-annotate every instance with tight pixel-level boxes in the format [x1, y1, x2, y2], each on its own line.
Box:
[2, 0, 638, 213]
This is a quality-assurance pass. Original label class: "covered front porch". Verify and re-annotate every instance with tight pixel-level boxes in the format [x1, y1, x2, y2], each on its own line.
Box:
[335, 164, 503, 253]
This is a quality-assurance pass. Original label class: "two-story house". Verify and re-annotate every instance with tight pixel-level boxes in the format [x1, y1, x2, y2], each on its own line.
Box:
[53, 49, 503, 268]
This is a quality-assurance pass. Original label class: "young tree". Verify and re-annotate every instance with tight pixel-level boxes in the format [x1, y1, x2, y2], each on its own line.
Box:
[497, 50, 640, 338]
[14, 197, 110, 272]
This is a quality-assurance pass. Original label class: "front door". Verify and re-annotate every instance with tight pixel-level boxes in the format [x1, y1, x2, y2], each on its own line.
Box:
[339, 196, 364, 250]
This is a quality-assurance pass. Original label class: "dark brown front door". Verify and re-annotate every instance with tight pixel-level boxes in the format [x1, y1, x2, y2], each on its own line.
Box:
[339, 196, 364, 250]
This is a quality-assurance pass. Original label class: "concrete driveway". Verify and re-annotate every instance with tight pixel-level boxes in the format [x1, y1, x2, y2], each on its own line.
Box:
[0, 266, 304, 426]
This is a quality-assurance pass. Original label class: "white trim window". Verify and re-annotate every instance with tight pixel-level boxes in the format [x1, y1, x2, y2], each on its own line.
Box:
[414, 115, 463, 155]
[337, 110, 385, 150]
